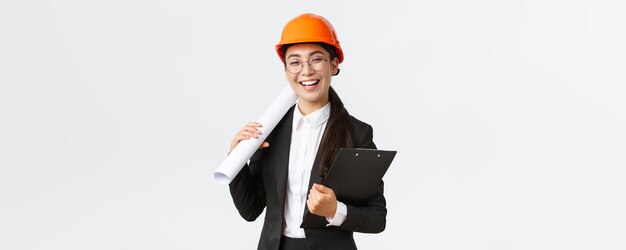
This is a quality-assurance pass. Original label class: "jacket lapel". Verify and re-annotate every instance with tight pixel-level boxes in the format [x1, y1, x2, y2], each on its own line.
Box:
[274, 106, 294, 208]
[301, 127, 326, 223]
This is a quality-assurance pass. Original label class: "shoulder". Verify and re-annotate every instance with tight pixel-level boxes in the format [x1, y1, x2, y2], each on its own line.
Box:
[349, 115, 373, 132]
[348, 114, 376, 149]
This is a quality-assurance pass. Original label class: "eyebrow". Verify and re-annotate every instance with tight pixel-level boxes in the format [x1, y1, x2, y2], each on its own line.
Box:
[286, 50, 325, 59]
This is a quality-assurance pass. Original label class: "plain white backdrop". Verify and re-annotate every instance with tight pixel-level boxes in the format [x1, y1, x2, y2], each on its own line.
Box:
[1, 0, 625, 249]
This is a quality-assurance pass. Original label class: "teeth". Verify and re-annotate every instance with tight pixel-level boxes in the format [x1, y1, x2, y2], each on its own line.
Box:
[301, 80, 318, 86]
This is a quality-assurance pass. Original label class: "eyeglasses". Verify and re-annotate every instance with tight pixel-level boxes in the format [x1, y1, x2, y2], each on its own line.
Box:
[286, 57, 328, 74]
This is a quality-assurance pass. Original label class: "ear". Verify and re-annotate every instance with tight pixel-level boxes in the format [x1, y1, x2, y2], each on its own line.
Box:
[331, 58, 339, 76]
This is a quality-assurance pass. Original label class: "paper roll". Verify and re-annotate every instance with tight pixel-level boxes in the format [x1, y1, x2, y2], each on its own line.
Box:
[214, 84, 297, 184]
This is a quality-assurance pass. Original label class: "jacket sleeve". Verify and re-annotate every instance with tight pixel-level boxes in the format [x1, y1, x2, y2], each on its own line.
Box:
[339, 124, 387, 233]
[228, 149, 267, 222]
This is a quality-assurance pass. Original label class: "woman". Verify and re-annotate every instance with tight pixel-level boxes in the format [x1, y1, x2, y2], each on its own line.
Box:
[227, 13, 386, 250]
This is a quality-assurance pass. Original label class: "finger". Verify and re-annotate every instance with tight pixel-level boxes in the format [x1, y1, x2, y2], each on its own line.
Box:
[259, 142, 270, 149]
[313, 189, 325, 201]
[307, 199, 315, 212]
[309, 189, 319, 201]
[246, 122, 263, 128]
[233, 133, 253, 144]
[241, 126, 256, 132]
[231, 134, 248, 144]
[240, 131, 259, 139]
[308, 193, 320, 208]
[313, 183, 331, 194]
[241, 127, 262, 136]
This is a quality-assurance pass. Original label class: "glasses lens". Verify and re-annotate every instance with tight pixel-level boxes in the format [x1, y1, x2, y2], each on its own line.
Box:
[310, 57, 326, 71]
[287, 60, 301, 74]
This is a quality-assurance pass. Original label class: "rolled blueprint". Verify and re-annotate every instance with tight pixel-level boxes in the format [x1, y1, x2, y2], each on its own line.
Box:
[214, 84, 297, 184]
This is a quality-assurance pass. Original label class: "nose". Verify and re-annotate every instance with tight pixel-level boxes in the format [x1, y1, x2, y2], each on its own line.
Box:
[300, 61, 314, 76]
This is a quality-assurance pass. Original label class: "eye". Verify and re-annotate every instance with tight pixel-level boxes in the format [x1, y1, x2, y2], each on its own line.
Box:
[310, 58, 324, 64]
[288, 61, 301, 67]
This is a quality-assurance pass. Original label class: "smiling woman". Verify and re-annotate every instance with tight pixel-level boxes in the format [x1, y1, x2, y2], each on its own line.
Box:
[224, 13, 386, 250]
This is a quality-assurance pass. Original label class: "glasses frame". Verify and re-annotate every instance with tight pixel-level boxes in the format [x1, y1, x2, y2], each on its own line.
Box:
[285, 57, 329, 74]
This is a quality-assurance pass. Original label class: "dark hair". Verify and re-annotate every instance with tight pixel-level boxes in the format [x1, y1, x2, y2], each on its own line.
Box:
[319, 87, 354, 177]
[281, 42, 353, 178]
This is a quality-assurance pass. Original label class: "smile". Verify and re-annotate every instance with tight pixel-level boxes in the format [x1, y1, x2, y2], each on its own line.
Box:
[299, 80, 320, 86]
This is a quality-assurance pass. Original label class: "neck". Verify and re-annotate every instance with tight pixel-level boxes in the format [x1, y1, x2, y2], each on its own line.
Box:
[297, 98, 329, 116]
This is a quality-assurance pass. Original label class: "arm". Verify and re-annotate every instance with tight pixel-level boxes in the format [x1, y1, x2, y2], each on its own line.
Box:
[228, 150, 267, 221]
[226, 122, 269, 222]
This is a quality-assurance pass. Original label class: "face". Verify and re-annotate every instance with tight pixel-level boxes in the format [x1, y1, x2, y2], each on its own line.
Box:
[284, 43, 339, 110]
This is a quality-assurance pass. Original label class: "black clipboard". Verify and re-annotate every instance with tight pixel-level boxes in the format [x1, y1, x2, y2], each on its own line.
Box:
[300, 148, 397, 229]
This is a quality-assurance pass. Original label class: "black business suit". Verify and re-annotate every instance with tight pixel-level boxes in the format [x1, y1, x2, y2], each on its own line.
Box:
[229, 106, 386, 250]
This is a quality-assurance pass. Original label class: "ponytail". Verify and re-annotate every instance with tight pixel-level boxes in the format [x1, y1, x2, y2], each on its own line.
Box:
[319, 87, 354, 178]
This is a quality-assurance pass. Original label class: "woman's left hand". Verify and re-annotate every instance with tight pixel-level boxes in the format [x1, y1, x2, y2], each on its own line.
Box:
[307, 183, 338, 217]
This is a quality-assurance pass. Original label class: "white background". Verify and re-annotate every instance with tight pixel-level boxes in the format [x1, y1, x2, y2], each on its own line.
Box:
[1, 0, 625, 249]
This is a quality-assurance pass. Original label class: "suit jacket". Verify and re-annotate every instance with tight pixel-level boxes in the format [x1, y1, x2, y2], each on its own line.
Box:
[229, 106, 386, 250]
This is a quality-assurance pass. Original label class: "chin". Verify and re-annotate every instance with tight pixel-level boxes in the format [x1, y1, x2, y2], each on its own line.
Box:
[298, 95, 319, 102]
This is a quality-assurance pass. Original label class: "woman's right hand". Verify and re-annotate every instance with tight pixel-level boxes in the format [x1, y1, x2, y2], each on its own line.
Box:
[228, 122, 270, 155]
